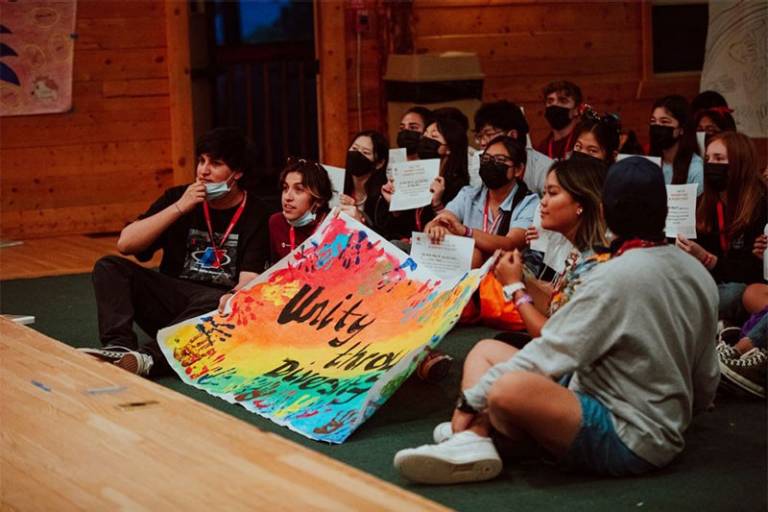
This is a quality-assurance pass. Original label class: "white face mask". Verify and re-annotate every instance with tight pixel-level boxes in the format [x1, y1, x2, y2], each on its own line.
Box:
[286, 209, 316, 227]
[205, 176, 233, 200]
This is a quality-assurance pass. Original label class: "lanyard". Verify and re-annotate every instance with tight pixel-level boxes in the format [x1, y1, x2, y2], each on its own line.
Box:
[547, 131, 574, 159]
[716, 200, 729, 253]
[615, 238, 665, 256]
[202, 192, 247, 268]
[288, 212, 325, 252]
[415, 208, 424, 232]
[482, 194, 502, 234]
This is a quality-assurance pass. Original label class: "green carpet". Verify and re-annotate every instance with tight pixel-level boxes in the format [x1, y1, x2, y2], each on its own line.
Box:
[2, 274, 766, 511]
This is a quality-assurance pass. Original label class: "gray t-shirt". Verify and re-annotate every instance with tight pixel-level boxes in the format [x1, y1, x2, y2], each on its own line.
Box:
[464, 245, 720, 467]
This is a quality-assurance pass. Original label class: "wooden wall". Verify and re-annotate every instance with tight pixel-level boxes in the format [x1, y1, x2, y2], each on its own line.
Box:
[0, 1, 193, 240]
[333, 0, 700, 149]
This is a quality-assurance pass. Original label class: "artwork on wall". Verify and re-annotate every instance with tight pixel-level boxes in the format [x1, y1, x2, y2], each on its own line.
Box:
[158, 211, 490, 443]
[0, 1, 76, 116]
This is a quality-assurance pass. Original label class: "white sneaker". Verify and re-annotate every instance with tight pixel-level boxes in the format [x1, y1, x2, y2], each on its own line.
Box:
[432, 421, 454, 443]
[394, 430, 502, 484]
[114, 350, 154, 377]
[78, 345, 133, 362]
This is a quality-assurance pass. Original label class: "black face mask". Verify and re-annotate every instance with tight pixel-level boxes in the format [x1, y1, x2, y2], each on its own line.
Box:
[704, 162, 729, 192]
[346, 150, 375, 177]
[479, 160, 512, 190]
[397, 130, 422, 155]
[649, 124, 678, 152]
[570, 150, 605, 166]
[416, 136, 442, 160]
[544, 105, 572, 131]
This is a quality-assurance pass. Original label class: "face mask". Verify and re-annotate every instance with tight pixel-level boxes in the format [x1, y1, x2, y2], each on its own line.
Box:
[479, 160, 512, 190]
[346, 150, 375, 177]
[704, 162, 729, 192]
[569, 150, 605, 165]
[286, 208, 316, 227]
[544, 105, 572, 131]
[205, 177, 232, 201]
[649, 124, 678, 152]
[416, 136, 442, 160]
[397, 130, 422, 155]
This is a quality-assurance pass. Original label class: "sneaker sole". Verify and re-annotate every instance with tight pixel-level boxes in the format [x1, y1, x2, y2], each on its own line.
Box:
[394, 453, 502, 484]
[720, 364, 766, 399]
[77, 347, 128, 363]
[115, 354, 140, 374]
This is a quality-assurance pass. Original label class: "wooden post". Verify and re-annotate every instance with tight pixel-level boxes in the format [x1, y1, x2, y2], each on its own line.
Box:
[165, 0, 195, 185]
[315, 0, 349, 167]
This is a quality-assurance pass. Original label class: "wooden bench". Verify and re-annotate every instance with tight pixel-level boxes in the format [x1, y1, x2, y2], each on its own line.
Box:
[0, 318, 447, 511]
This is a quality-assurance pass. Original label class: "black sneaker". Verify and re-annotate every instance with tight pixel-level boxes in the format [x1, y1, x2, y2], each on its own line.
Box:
[719, 348, 767, 399]
[416, 349, 454, 383]
[77, 345, 133, 363]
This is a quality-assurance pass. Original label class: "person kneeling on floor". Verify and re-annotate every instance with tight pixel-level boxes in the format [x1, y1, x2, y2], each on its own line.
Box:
[80, 127, 269, 378]
[393, 157, 720, 483]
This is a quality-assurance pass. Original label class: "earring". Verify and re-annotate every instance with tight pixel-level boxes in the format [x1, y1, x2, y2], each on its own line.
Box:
[576, 207, 583, 215]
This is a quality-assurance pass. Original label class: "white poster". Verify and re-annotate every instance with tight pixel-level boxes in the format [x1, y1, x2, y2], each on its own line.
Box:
[410, 232, 475, 281]
[389, 159, 440, 211]
[665, 184, 698, 239]
[700, 1, 768, 137]
[322, 164, 346, 208]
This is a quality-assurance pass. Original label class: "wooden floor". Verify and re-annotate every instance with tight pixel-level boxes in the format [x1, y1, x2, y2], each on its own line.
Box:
[0, 318, 448, 511]
[0, 235, 161, 280]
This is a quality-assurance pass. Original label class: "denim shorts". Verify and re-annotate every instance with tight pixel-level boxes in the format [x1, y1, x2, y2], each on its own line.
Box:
[559, 392, 657, 477]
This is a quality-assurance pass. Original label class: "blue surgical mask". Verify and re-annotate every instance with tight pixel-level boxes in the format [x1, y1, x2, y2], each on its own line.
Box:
[286, 209, 316, 227]
[205, 180, 231, 200]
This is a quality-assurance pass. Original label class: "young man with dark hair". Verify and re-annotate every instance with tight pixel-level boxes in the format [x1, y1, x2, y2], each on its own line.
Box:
[473, 100, 530, 150]
[82, 127, 270, 378]
[534, 80, 583, 160]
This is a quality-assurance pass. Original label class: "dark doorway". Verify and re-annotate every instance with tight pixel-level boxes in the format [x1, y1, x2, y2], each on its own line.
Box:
[189, 0, 318, 199]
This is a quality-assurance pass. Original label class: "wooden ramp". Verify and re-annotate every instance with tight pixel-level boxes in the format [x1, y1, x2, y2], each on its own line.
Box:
[0, 319, 448, 511]
[0, 235, 162, 280]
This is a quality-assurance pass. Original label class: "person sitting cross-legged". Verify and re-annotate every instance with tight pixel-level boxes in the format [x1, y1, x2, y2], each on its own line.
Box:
[393, 157, 720, 483]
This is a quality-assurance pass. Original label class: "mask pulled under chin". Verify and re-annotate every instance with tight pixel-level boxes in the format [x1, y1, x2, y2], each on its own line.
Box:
[544, 105, 573, 131]
[286, 209, 317, 227]
[205, 180, 231, 200]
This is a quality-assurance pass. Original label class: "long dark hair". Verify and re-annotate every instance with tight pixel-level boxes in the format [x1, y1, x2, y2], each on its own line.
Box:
[433, 117, 469, 204]
[343, 130, 389, 199]
[650, 95, 699, 185]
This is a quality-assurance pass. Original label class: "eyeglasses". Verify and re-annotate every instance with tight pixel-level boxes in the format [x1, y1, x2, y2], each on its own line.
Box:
[479, 153, 514, 167]
[473, 128, 504, 145]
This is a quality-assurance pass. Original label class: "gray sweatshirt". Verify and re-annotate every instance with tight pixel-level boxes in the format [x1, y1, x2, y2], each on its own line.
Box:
[464, 245, 720, 467]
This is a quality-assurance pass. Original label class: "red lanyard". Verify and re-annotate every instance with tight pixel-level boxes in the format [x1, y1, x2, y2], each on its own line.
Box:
[547, 131, 574, 159]
[415, 208, 424, 232]
[288, 212, 325, 252]
[202, 192, 247, 268]
[482, 195, 502, 234]
[615, 238, 665, 256]
[716, 200, 729, 252]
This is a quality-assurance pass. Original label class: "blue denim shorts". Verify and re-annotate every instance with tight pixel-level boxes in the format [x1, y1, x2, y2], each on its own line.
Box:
[559, 392, 657, 476]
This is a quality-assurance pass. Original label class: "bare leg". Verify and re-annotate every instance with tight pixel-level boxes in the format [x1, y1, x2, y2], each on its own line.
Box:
[461, 339, 519, 390]
[487, 371, 582, 457]
[743, 283, 768, 315]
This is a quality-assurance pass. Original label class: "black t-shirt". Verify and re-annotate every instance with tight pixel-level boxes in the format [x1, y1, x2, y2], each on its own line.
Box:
[135, 185, 269, 289]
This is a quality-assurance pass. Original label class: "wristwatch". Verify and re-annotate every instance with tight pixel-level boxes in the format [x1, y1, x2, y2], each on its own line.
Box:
[502, 282, 526, 303]
[456, 392, 478, 414]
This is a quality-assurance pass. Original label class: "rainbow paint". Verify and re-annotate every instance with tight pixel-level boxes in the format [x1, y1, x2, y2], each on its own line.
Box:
[157, 212, 489, 443]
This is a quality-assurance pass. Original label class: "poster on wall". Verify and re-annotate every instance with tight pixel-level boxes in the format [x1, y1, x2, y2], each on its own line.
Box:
[157, 211, 490, 444]
[700, 1, 768, 137]
[0, 1, 77, 116]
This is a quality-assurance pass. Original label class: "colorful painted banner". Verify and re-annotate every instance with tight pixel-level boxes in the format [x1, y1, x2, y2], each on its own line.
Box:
[0, 1, 76, 116]
[158, 212, 489, 443]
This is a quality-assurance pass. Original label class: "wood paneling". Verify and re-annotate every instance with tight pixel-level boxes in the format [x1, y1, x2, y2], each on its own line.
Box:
[0, 0, 189, 239]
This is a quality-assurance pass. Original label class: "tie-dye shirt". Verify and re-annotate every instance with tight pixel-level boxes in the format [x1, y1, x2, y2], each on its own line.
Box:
[548, 249, 612, 316]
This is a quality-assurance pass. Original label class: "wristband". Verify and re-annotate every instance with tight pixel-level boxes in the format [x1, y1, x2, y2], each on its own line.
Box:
[464, 226, 473, 238]
[502, 282, 526, 302]
[456, 392, 478, 414]
[514, 293, 534, 308]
